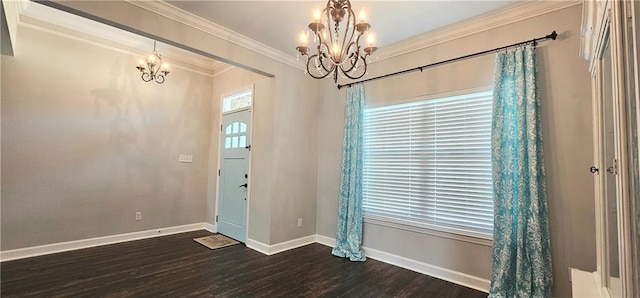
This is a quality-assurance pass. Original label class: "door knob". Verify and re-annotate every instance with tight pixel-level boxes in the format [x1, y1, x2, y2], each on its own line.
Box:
[589, 166, 599, 174]
[239, 183, 248, 188]
[607, 167, 615, 174]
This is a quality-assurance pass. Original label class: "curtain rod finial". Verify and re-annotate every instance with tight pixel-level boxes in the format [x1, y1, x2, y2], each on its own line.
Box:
[549, 31, 558, 40]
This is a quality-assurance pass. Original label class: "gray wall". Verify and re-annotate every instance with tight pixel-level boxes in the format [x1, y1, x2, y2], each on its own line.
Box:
[316, 5, 595, 297]
[1, 2, 598, 297]
[1, 25, 213, 250]
[269, 68, 319, 244]
[25, 0, 321, 247]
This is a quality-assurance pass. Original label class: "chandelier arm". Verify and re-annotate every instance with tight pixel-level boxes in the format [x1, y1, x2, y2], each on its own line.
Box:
[317, 46, 334, 73]
[328, 26, 337, 61]
[315, 30, 326, 62]
[306, 54, 333, 79]
[149, 65, 156, 79]
[340, 41, 359, 73]
[315, 30, 333, 73]
[340, 54, 368, 80]
[330, 1, 345, 63]
[323, 3, 334, 51]
[340, 8, 357, 65]
[141, 72, 153, 82]
[321, 54, 338, 74]
[155, 74, 165, 84]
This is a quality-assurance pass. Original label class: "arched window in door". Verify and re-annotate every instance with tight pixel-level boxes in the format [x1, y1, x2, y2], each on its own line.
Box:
[224, 121, 247, 149]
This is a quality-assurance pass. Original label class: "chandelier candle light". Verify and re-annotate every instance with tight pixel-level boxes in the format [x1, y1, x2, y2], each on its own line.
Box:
[296, 0, 377, 83]
[136, 41, 170, 84]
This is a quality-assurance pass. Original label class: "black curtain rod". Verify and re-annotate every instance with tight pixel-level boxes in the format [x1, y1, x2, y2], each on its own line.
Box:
[337, 30, 558, 90]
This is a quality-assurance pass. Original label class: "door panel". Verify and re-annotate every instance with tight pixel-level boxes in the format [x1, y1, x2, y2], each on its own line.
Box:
[602, 42, 621, 289]
[217, 109, 251, 243]
[220, 158, 247, 226]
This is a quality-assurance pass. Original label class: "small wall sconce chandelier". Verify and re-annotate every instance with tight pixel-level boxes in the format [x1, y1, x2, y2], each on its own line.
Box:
[136, 41, 170, 84]
[296, 0, 377, 83]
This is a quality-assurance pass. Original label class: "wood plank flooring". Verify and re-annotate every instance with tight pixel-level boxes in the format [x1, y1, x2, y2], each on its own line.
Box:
[1, 230, 487, 297]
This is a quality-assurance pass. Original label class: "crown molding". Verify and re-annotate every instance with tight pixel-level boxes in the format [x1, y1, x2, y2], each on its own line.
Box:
[125, 0, 304, 71]
[374, 0, 582, 62]
[119, 0, 578, 71]
[212, 64, 237, 78]
[19, 0, 581, 76]
[15, 0, 218, 76]
[1, 0, 23, 55]
[580, 0, 610, 75]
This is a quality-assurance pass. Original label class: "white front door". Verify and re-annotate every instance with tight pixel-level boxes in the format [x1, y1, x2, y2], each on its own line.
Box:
[217, 108, 251, 243]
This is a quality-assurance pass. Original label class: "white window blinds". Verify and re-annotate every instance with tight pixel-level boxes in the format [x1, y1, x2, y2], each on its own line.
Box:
[362, 90, 494, 239]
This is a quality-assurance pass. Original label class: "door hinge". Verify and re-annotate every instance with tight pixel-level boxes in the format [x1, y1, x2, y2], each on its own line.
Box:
[607, 159, 618, 175]
[220, 125, 222, 131]
[216, 215, 218, 222]
[218, 169, 220, 176]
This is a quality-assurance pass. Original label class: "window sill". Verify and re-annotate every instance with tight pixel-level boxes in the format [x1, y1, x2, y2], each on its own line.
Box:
[363, 215, 493, 247]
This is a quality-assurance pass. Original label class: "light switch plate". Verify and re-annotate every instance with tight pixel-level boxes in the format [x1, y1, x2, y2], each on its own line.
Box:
[179, 154, 193, 163]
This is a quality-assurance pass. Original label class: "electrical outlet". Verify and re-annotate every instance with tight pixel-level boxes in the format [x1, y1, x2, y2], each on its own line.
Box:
[297, 218, 303, 227]
[178, 154, 193, 163]
[136, 211, 142, 221]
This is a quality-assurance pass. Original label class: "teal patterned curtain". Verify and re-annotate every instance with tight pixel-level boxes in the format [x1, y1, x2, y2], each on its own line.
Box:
[489, 45, 553, 297]
[332, 84, 366, 262]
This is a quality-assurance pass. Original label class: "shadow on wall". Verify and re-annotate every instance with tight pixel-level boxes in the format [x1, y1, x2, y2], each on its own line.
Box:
[89, 60, 209, 222]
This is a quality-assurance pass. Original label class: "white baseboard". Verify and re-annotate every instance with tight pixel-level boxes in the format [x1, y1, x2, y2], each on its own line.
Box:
[270, 235, 316, 255]
[314, 234, 489, 293]
[1, 222, 211, 262]
[246, 234, 317, 256]
[203, 223, 217, 233]
[364, 245, 490, 293]
[315, 234, 336, 247]
[246, 238, 271, 255]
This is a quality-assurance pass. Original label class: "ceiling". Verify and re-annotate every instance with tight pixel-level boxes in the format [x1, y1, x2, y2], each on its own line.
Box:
[10, 0, 537, 75]
[165, 1, 525, 57]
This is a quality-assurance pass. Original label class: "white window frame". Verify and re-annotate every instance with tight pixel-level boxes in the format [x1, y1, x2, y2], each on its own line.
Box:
[222, 88, 253, 114]
[362, 88, 494, 246]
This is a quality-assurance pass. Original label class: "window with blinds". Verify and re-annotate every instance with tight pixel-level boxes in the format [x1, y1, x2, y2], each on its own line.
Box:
[362, 90, 494, 239]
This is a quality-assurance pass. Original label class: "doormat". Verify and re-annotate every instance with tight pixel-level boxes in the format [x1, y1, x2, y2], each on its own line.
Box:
[194, 234, 240, 250]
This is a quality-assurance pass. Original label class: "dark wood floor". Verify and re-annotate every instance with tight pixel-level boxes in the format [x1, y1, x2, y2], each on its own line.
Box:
[1, 230, 487, 297]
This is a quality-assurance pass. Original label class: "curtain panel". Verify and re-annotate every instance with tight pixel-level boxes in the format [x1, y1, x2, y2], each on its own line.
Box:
[489, 45, 553, 297]
[332, 84, 367, 262]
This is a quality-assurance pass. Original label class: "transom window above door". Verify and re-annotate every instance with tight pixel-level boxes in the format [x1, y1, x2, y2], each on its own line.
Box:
[223, 89, 252, 113]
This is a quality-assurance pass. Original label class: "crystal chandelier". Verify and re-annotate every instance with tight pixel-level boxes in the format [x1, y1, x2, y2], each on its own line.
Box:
[296, 0, 377, 83]
[136, 41, 170, 84]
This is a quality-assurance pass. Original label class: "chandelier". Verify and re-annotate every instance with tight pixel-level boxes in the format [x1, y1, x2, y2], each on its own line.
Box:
[136, 41, 170, 84]
[296, 0, 377, 83]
